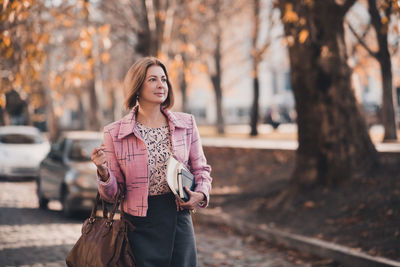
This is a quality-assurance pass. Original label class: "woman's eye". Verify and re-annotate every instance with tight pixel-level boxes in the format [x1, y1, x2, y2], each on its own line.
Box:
[149, 78, 156, 81]
[162, 78, 167, 82]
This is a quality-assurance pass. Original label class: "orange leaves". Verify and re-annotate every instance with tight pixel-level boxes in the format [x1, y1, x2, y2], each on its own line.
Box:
[298, 29, 309, 43]
[63, 19, 73, 27]
[98, 24, 110, 36]
[14, 73, 22, 87]
[100, 52, 110, 63]
[305, 0, 314, 8]
[0, 94, 6, 108]
[3, 35, 11, 47]
[281, 3, 309, 46]
[283, 3, 299, 23]
[303, 200, 315, 209]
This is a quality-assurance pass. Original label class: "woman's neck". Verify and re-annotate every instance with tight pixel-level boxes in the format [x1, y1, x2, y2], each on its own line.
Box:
[136, 104, 167, 128]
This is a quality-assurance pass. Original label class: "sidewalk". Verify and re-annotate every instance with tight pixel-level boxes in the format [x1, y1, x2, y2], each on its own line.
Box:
[195, 208, 400, 267]
[199, 123, 400, 152]
[202, 136, 400, 152]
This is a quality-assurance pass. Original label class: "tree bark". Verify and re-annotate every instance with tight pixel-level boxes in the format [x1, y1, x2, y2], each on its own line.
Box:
[367, 0, 397, 141]
[250, 0, 261, 136]
[0, 107, 5, 126]
[180, 69, 188, 113]
[278, 0, 379, 187]
[84, 0, 101, 131]
[210, 33, 225, 134]
[87, 79, 101, 130]
[78, 96, 86, 130]
[44, 86, 60, 142]
[250, 61, 260, 136]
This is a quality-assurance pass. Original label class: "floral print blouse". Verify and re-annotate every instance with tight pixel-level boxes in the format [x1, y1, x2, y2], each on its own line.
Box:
[136, 121, 172, 196]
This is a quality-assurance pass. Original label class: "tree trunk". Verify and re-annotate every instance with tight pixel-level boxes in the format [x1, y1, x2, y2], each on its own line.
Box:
[367, 0, 397, 141]
[87, 79, 101, 130]
[84, 0, 101, 131]
[379, 53, 397, 140]
[140, 0, 163, 56]
[78, 95, 86, 130]
[180, 69, 188, 113]
[45, 87, 60, 142]
[0, 107, 5, 126]
[278, 1, 379, 187]
[250, 60, 260, 136]
[210, 33, 224, 134]
[250, 0, 261, 136]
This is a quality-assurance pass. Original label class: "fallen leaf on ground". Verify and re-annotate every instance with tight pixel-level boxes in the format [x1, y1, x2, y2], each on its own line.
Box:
[212, 252, 227, 260]
[303, 201, 315, 208]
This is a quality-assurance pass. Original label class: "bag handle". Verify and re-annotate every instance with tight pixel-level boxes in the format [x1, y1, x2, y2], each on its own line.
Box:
[88, 190, 122, 224]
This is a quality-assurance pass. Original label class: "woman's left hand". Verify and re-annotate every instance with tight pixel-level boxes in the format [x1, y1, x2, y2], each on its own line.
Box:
[175, 187, 205, 212]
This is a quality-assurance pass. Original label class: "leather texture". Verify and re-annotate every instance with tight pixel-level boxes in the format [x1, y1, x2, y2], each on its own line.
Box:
[66, 191, 135, 267]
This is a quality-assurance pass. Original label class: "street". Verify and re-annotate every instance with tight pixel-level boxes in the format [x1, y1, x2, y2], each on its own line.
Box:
[0, 180, 318, 267]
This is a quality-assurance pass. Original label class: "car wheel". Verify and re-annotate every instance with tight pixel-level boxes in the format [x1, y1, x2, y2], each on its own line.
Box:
[36, 179, 49, 209]
[62, 188, 74, 217]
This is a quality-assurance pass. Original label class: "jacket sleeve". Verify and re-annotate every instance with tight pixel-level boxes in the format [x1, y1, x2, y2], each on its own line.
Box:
[96, 127, 122, 203]
[189, 115, 212, 208]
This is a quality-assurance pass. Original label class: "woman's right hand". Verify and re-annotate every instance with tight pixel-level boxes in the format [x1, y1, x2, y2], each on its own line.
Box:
[91, 145, 109, 181]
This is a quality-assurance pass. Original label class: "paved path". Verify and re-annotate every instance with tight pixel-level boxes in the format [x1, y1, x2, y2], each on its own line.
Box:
[0, 180, 322, 267]
[202, 136, 400, 152]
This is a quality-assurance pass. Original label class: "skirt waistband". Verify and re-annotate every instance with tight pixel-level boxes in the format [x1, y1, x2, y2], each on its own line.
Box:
[148, 192, 175, 201]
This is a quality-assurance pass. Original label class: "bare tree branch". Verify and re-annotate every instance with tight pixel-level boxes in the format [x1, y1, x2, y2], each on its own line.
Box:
[346, 21, 377, 58]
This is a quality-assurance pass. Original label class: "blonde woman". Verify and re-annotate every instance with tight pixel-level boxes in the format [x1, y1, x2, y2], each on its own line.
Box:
[91, 57, 212, 267]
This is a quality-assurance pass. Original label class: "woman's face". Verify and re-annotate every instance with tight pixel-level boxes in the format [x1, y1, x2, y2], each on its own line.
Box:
[139, 65, 169, 106]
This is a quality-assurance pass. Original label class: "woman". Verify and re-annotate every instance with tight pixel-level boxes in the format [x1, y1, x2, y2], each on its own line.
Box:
[91, 57, 212, 267]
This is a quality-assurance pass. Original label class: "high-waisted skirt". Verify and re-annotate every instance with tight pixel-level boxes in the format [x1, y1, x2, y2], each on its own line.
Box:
[124, 193, 197, 267]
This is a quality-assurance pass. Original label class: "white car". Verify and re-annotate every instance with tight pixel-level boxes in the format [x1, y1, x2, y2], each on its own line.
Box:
[0, 126, 50, 178]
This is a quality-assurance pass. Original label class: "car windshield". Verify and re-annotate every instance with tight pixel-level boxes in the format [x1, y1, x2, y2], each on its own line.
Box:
[0, 133, 43, 144]
[68, 139, 102, 161]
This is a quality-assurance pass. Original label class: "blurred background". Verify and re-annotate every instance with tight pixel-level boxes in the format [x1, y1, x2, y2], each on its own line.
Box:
[1, 0, 399, 138]
[1, 0, 400, 266]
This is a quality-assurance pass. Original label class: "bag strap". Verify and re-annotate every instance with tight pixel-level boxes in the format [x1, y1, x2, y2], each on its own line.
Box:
[88, 190, 122, 223]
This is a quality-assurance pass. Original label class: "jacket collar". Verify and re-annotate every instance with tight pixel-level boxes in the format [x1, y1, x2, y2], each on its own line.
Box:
[117, 105, 190, 139]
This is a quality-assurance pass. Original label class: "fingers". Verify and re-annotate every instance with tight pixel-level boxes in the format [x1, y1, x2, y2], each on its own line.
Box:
[184, 186, 192, 195]
[175, 197, 183, 211]
[179, 190, 204, 211]
[91, 147, 107, 169]
[92, 147, 104, 155]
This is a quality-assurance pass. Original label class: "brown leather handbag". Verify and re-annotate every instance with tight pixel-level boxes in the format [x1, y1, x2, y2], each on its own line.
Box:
[66, 189, 135, 267]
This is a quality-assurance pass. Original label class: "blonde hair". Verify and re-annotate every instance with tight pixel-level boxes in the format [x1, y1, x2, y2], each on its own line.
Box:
[124, 57, 174, 109]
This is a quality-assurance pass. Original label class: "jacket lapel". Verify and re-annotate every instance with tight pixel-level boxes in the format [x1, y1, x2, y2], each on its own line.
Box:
[116, 105, 191, 140]
[117, 106, 138, 140]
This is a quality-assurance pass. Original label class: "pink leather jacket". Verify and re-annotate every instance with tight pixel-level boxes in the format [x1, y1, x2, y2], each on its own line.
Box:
[97, 105, 212, 217]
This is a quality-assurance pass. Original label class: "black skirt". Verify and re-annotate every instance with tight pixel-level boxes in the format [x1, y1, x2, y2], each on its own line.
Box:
[125, 193, 197, 267]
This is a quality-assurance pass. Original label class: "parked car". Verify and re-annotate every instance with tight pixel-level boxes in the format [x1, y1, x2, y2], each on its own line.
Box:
[0, 126, 50, 179]
[37, 131, 103, 216]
